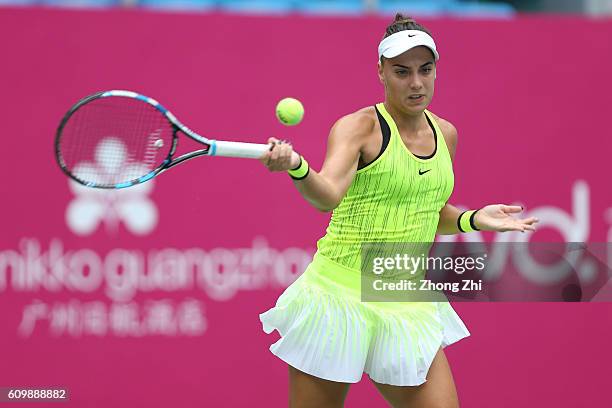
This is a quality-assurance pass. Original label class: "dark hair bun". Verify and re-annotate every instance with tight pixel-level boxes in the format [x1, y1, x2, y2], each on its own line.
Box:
[383, 13, 432, 39]
[394, 13, 416, 25]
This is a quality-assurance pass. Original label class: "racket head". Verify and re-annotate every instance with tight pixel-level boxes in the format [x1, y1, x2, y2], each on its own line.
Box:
[55, 90, 179, 189]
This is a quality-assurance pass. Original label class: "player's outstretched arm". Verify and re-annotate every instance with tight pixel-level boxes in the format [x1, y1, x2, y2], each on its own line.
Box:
[431, 115, 538, 234]
[437, 203, 539, 234]
[260, 112, 372, 212]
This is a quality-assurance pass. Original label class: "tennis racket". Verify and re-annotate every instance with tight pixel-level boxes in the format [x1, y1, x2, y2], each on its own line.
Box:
[55, 90, 297, 189]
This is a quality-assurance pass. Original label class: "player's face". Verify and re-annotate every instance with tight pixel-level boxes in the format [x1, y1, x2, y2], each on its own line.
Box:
[378, 46, 436, 115]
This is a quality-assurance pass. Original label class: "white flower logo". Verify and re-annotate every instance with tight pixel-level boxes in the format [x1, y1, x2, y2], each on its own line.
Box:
[66, 138, 158, 236]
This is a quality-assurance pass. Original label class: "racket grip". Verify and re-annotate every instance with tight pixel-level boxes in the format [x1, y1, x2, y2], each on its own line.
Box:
[210, 141, 301, 167]
[211, 141, 269, 159]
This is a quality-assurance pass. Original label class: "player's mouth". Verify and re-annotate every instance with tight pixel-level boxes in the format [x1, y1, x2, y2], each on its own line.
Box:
[407, 94, 425, 103]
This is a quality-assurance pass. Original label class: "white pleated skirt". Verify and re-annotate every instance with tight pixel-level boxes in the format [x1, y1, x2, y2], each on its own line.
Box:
[259, 252, 470, 386]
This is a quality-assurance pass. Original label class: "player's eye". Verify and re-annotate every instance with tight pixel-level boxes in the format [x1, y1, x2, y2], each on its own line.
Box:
[395, 70, 408, 75]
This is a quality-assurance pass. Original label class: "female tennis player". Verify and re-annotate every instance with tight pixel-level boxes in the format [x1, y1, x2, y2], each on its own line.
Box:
[259, 14, 538, 408]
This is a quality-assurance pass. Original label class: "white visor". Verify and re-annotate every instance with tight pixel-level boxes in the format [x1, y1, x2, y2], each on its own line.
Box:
[378, 30, 439, 61]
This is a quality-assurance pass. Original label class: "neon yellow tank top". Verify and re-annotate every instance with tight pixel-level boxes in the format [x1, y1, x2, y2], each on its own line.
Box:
[316, 103, 454, 271]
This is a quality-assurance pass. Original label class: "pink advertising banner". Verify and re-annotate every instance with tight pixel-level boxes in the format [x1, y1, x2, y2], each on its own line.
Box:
[0, 7, 611, 407]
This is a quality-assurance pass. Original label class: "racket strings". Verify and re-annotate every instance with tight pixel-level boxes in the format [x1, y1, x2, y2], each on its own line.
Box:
[59, 96, 174, 187]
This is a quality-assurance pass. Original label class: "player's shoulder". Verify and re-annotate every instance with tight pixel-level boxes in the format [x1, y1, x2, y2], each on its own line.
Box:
[330, 106, 377, 140]
[427, 111, 458, 145]
[335, 106, 377, 131]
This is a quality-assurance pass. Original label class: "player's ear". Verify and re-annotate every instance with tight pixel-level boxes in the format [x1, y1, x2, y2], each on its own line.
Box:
[377, 61, 385, 84]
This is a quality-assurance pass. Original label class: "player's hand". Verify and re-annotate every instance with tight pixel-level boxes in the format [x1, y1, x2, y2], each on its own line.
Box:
[260, 137, 300, 171]
[474, 204, 539, 233]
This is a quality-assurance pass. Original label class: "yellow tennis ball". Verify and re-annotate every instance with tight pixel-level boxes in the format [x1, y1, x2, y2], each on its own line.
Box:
[276, 97, 304, 126]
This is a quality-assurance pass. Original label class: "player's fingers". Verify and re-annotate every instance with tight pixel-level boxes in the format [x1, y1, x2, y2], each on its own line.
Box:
[281, 144, 293, 161]
[268, 137, 280, 151]
[277, 146, 292, 170]
[272, 144, 291, 170]
[514, 218, 538, 231]
[503, 219, 526, 232]
[266, 142, 296, 171]
[502, 205, 523, 214]
[270, 143, 281, 161]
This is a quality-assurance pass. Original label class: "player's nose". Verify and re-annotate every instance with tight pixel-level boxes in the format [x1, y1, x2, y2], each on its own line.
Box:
[409, 76, 424, 90]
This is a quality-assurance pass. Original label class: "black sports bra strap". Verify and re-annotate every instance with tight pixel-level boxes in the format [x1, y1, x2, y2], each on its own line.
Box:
[357, 105, 391, 170]
[413, 112, 438, 160]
